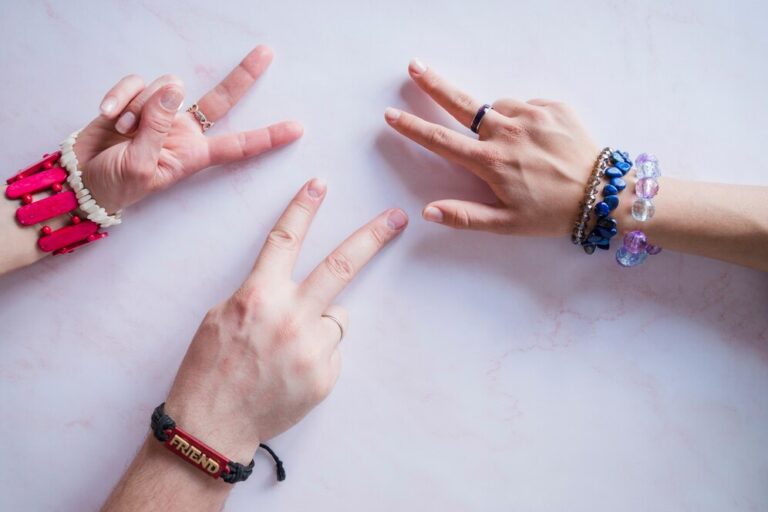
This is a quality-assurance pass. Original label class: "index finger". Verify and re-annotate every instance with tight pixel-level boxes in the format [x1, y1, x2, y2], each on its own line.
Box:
[197, 45, 274, 122]
[300, 209, 409, 308]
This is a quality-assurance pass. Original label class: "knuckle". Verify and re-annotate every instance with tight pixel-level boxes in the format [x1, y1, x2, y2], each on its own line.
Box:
[474, 145, 504, 169]
[427, 126, 450, 147]
[230, 287, 266, 318]
[144, 112, 173, 134]
[367, 225, 387, 247]
[266, 228, 300, 250]
[500, 122, 525, 140]
[159, 73, 184, 87]
[453, 92, 474, 110]
[452, 207, 473, 229]
[325, 252, 355, 283]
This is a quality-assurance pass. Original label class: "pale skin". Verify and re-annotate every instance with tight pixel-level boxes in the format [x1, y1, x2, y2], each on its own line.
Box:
[384, 58, 768, 272]
[2, 52, 767, 512]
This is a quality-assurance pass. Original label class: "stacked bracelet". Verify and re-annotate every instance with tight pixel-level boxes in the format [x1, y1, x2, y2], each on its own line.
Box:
[615, 153, 662, 267]
[60, 130, 122, 228]
[580, 149, 632, 254]
[571, 147, 612, 245]
[5, 151, 109, 254]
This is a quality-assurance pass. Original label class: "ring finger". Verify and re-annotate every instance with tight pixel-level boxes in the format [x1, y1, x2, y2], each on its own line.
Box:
[320, 304, 349, 353]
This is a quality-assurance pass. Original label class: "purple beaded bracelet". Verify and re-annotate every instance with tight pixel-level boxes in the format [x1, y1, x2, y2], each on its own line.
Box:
[615, 153, 663, 267]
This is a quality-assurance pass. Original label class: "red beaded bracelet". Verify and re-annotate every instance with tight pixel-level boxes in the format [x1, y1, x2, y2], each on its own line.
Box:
[5, 151, 108, 255]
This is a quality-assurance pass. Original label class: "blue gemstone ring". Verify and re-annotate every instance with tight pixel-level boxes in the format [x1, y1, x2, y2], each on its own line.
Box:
[470, 104, 492, 134]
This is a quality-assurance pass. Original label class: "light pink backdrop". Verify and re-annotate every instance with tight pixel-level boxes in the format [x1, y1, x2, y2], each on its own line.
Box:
[1, 1, 767, 510]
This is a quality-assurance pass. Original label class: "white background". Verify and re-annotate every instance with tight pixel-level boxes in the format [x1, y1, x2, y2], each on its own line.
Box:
[1, 1, 767, 510]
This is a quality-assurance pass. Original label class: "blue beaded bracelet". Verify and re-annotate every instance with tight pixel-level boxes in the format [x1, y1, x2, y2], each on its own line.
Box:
[582, 150, 632, 255]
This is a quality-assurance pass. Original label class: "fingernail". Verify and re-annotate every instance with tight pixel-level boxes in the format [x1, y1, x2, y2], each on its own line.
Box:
[384, 107, 401, 122]
[161, 88, 184, 111]
[307, 178, 326, 199]
[115, 111, 136, 134]
[423, 206, 444, 223]
[387, 209, 409, 230]
[409, 58, 427, 75]
[100, 96, 117, 115]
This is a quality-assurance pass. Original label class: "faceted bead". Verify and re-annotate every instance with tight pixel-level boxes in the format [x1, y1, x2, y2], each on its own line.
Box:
[635, 153, 661, 178]
[603, 184, 618, 197]
[605, 167, 623, 179]
[646, 244, 663, 255]
[623, 230, 647, 254]
[594, 202, 611, 217]
[615, 161, 632, 173]
[635, 177, 659, 199]
[616, 246, 648, 267]
[610, 177, 627, 191]
[631, 198, 655, 221]
[604, 195, 619, 210]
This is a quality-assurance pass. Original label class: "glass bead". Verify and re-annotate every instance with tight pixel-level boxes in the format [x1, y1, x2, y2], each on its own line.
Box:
[646, 244, 663, 255]
[631, 198, 655, 221]
[623, 230, 647, 254]
[616, 247, 648, 267]
[635, 177, 659, 199]
[635, 153, 661, 178]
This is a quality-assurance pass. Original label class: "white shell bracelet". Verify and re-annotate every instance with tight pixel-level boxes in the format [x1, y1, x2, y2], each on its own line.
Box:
[60, 130, 122, 228]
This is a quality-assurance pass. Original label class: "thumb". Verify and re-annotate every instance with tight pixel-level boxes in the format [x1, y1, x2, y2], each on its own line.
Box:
[422, 200, 514, 233]
[128, 83, 184, 166]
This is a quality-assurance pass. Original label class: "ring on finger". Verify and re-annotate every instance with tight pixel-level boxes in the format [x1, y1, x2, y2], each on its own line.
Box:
[186, 103, 215, 133]
[470, 103, 492, 134]
[321, 314, 345, 342]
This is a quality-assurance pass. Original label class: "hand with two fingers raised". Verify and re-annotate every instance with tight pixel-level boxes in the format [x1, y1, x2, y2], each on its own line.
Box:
[385, 58, 599, 236]
[162, 179, 408, 462]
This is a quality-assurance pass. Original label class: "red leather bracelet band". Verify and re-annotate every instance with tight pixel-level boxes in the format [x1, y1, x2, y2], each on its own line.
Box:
[5, 151, 108, 254]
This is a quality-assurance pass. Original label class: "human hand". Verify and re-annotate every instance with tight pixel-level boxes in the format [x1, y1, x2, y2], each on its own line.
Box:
[163, 180, 408, 462]
[385, 59, 600, 236]
[74, 45, 303, 214]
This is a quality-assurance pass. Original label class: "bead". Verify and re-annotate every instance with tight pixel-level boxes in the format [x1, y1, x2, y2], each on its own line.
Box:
[595, 225, 618, 238]
[71, 216, 81, 225]
[646, 244, 663, 255]
[623, 230, 648, 254]
[631, 198, 655, 221]
[603, 184, 618, 197]
[610, 177, 626, 191]
[22, 194, 33, 204]
[594, 202, 611, 217]
[596, 217, 617, 230]
[604, 195, 619, 210]
[605, 167, 623, 179]
[43, 161, 53, 169]
[41, 225, 53, 235]
[583, 244, 596, 255]
[611, 151, 626, 164]
[616, 246, 648, 267]
[635, 177, 659, 198]
[596, 239, 611, 250]
[615, 161, 632, 173]
[51, 183, 63, 193]
[635, 153, 661, 178]
[621, 151, 631, 162]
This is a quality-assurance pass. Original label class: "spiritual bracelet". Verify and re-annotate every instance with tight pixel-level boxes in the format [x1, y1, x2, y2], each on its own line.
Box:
[150, 403, 286, 484]
[615, 153, 662, 267]
[579, 149, 632, 254]
[571, 147, 612, 245]
[5, 151, 109, 254]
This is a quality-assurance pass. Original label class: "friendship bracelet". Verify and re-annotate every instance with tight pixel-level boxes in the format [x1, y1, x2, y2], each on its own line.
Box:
[581, 149, 633, 254]
[150, 403, 286, 484]
[571, 147, 613, 245]
[615, 153, 662, 267]
[60, 130, 122, 228]
[5, 151, 109, 254]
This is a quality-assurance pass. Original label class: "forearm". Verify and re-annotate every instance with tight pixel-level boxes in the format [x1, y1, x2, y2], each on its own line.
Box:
[102, 437, 232, 512]
[617, 178, 768, 271]
[0, 185, 50, 276]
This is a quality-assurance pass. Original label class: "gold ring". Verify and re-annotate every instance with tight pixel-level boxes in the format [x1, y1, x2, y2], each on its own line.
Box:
[186, 103, 214, 133]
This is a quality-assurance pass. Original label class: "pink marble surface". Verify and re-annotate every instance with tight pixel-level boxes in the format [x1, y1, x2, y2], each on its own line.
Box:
[1, 1, 767, 510]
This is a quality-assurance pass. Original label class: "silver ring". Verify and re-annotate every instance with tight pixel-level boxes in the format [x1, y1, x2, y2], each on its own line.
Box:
[186, 103, 214, 133]
[321, 314, 345, 342]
